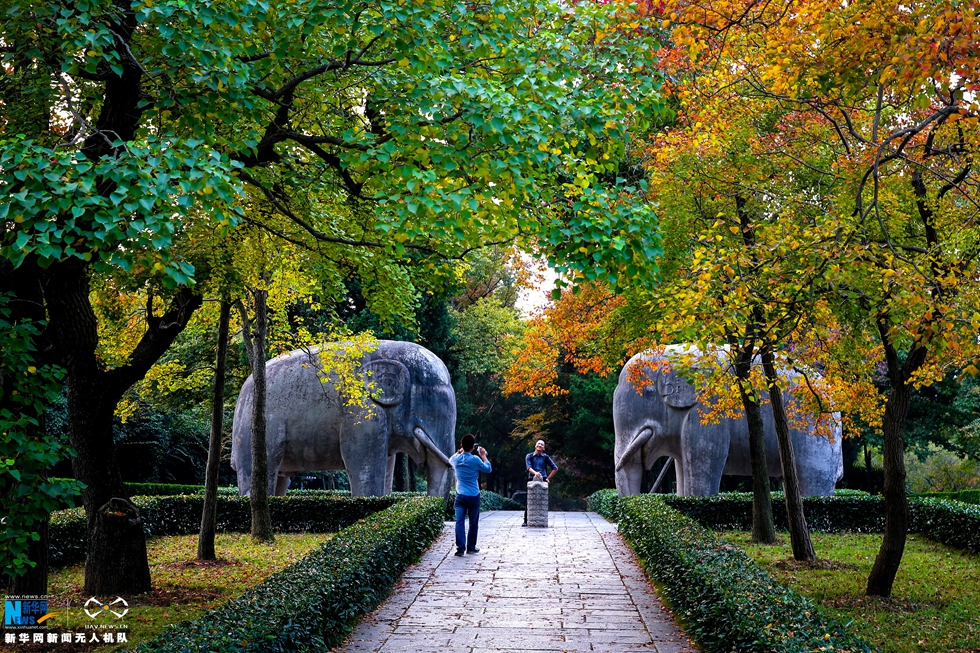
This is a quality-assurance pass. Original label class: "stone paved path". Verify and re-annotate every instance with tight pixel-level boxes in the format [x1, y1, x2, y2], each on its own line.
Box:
[338, 511, 699, 653]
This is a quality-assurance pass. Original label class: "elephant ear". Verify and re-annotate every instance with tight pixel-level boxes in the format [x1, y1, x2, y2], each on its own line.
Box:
[657, 370, 697, 409]
[362, 359, 410, 407]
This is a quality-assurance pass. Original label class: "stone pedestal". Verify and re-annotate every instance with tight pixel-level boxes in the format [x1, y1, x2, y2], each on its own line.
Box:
[526, 480, 549, 527]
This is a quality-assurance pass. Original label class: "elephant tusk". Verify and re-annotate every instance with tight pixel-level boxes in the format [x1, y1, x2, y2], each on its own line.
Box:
[413, 427, 452, 467]
[615, 425, 659, 472]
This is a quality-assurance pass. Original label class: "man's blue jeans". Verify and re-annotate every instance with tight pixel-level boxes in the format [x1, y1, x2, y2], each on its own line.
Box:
[454, 493, 481, 551]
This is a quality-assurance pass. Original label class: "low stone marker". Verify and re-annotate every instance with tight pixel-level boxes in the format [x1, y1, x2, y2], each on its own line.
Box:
[526, 480, 549, 527]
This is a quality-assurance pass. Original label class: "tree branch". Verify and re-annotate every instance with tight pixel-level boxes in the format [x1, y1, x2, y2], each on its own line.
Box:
[104, 286, 203, 400]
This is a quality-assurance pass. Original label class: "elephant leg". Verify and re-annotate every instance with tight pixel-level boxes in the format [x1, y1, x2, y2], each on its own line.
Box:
[385, 455, 397, 494]
[340, 409, 389, 497]
[615, 462, 644, 497]
[275, 474, 290, 496]
[265, 422, 287, 497]
[235, 441, 253, 496]
[793, 429, 840, 497]
[679, 412, 729, 496]
[615, 425, 660, 497]
[426, 459, 452, 500]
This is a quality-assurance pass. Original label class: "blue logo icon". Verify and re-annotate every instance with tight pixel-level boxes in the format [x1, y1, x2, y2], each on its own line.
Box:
[3, 598, 49, 627]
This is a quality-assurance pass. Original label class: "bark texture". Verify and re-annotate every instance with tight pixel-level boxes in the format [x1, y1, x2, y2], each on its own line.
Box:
[761, 347, 815, 562]
[198, 299, 231, 560]
[244, 286, 274, 542]
[866, 316, 927, 596]
[85, 498, 151, 595]
[732, 349, 776, 544]
[730, 198, 776, 544]
[42, 259, 202, 594]
[741, 385, 777, 544]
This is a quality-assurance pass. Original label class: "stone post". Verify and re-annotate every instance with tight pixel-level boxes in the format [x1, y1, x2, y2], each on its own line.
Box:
[526, 480, 549, 527]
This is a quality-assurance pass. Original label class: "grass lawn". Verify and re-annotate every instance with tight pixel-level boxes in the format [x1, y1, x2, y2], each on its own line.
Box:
[723, 531, 980, 653]
[2, 532, 331, 652]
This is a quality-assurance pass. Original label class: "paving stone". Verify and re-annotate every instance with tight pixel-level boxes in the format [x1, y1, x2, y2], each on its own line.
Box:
[336, 511, 699, 653]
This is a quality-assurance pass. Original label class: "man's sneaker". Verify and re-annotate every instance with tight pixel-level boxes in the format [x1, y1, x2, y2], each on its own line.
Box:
[521, 522, 527, 527]
[466, 547, 480, 554]
[454, 548, 465, 557]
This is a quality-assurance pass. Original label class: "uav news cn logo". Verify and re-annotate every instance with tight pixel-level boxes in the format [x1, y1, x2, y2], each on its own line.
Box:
[3, 595, 50, 629]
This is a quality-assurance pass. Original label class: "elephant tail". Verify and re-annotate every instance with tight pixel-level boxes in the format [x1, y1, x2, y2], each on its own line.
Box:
[615, 424, 661, 471]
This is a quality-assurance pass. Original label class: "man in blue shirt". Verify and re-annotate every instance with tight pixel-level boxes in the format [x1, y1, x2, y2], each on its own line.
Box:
[523, 439, 559, 526]
[449, 434, 492, 556]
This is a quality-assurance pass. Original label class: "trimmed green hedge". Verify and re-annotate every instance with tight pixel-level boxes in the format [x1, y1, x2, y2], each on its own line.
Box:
[909, 497, 980, 553]
[287, 488, 523, 515]
[449, 490, 523, 515]
[618, 495, 874, 653]
[48, 494, 400, 567]
[662, 494, 886, 534]
[914, 489, 980, 505]
[138, 496, 445, 653]
[49, 479, 240, 499]
[587, 489, 980, 554]
[587, 488, 620, 521]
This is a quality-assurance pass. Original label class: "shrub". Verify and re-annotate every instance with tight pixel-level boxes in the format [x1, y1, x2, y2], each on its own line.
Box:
[445, 490, 523, 519]
[909, 497, 980, 554]
[662, 494, 888, 534]
[618, 495, 874, 653]
[138, 496, 445, 653]
[48, 494, 401, 567]
[280, 488, 522, 518]
[904, 447, 979, 493]
[832, 489, 872, 497]
[286, 488, 355, 497]
[587, 490, 887, 533]
[914, 488, 980, 505]
[587, 488, 980, 553]
[587, 488, 619, 520]
[474, 490, 523, 511]
[48, 479, 239, 505]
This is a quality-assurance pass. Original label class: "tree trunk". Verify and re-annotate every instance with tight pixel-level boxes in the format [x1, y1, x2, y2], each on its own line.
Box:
[43, 261, 152, 595]
[866, 320, 926, 596]
[740, 385, 777, 544]
[84, 499, 152, 595]
[761, 347, 815, 562]
[72, 373, 152, 596]
[198, 299, 231, 561]
[43, 257, 201, 593]
[867, 384, 913, 595]
[732, 361, 776, 544]
[246, 286, 274, 542]
[729, 200, 776, 544]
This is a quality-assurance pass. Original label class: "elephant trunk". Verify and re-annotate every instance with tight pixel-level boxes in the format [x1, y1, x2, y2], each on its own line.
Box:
[414, 426, 453, 501]
[413, 427, 452, 467]
[615, 425, 661, 472]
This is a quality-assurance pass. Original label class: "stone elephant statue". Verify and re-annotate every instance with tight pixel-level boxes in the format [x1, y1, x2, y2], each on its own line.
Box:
[231, 340, 455, 499]
[613, 348, 843, 497]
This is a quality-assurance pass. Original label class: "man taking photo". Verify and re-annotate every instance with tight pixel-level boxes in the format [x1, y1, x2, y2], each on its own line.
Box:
[449, 434, 492, 556]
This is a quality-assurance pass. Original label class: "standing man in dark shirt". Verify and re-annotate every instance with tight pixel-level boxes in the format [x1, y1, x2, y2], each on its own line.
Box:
[522, 439, 558, 526]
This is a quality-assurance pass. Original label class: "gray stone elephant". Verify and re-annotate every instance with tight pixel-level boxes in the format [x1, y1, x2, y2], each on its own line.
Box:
[613, 348, 843, 497]
[231, 340, 455, 499]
